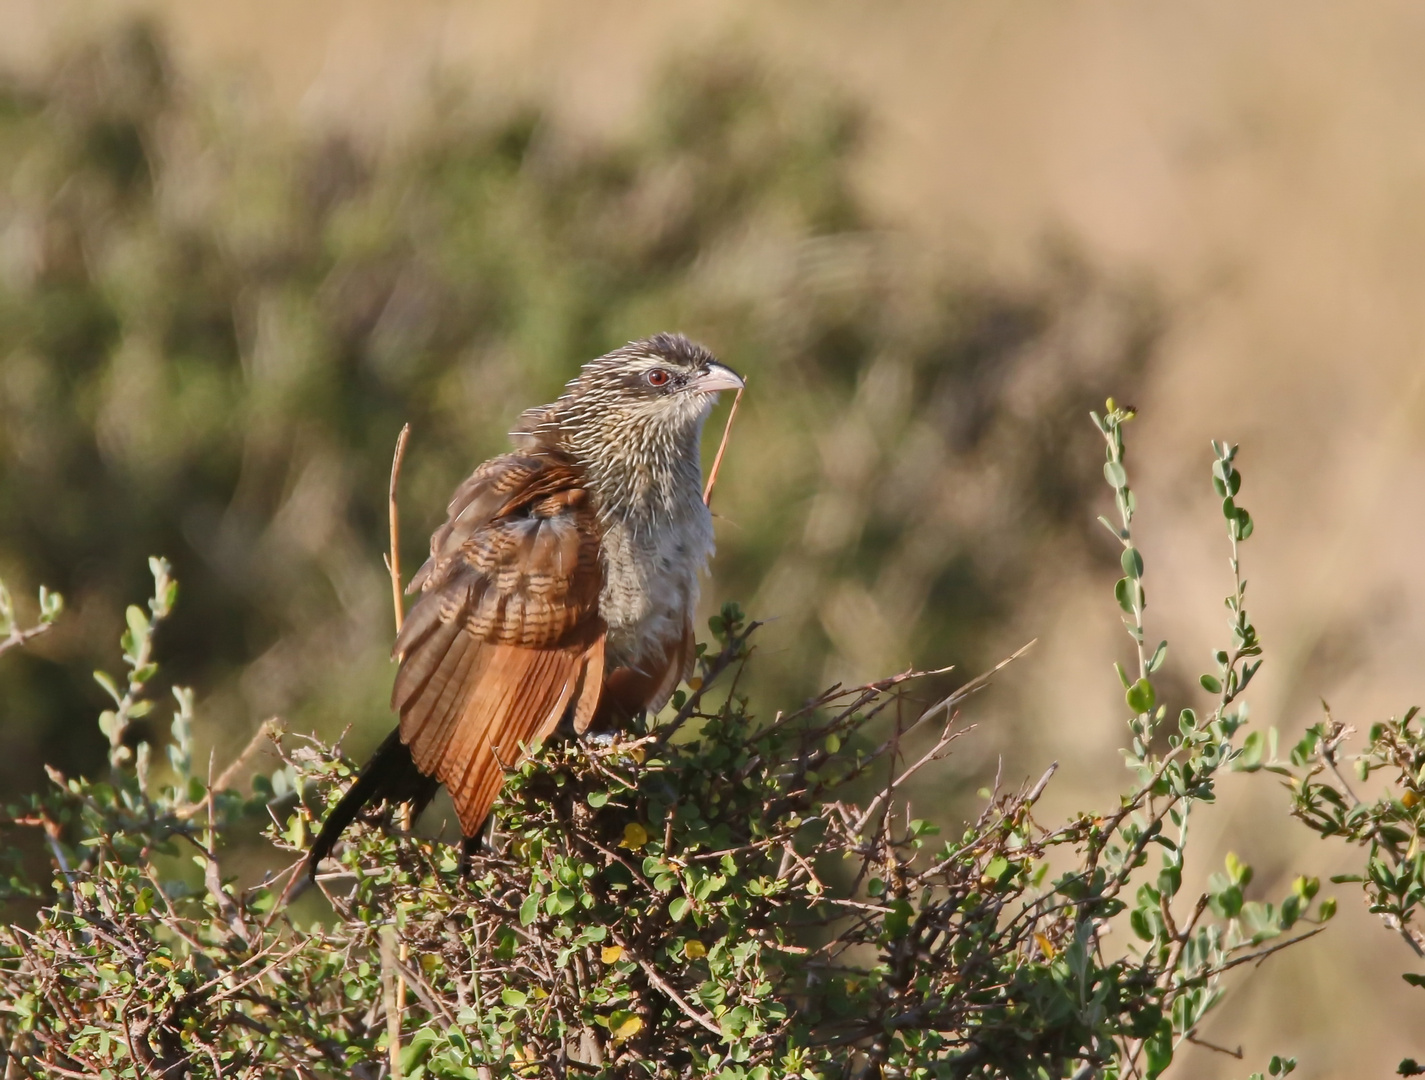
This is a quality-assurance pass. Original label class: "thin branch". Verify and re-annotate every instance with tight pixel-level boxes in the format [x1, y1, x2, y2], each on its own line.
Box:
[177, 718, 278, 820]
[908, 639, 1036, 736]
[1184, 1032, 1243, 1059]
[703, 382, 744, 507]
[388, 423, 412, 635]
[611, 933, 721, 1036]
[1024, 761, 1059, 805]
[381, 926, 403, 1080]
[0, 622, 54, 660]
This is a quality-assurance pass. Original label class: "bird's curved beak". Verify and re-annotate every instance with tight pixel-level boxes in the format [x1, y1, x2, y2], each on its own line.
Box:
[692, 362, 744, 394]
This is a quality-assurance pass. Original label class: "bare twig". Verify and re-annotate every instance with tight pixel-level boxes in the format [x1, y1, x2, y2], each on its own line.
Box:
[384, 423, 415, 1049]
[387, 423, 412, 634]
[1184, 1032, 1243, 1059]
[381, 926, 403, 1080]
[702, 383, 744, 507]
[1024, 761, 1059, 805]
[177, 718, 279, 820]
[908, 639, 1036, 736]
[0, 622, 54, 660]
[612, 934, 722, 1036]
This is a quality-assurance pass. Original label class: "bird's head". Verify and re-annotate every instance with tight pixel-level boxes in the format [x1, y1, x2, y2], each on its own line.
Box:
[522, 332, 742, 452]
[516, 333, 742, 514]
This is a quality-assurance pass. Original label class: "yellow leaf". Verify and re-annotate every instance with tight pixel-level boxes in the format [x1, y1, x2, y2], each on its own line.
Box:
[601, 945, 624, 964]
[610, 1014, 643, 1042]
[1403, 789, 1419, 809]
[683, 940, 707, 960]
[1034, 932, 1057, 960]
[620, 822, 649, 851]
[687, 676, 703, 692]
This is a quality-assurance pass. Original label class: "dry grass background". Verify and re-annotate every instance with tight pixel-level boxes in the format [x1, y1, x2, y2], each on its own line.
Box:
[4, 2, 1425, 1075]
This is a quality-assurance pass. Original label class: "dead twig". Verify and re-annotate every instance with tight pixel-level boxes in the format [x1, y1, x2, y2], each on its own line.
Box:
[0, 622, 54, 661]
[909, 639, 1036, 736]
[703, 382, 744, 507]
[381, 925, 403, 1080]
[387, 423, 412, 634]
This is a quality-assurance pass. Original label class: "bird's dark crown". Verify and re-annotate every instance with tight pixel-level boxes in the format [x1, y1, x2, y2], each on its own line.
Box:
[518, 333, 733, 433]
[576, 333, 721, 402]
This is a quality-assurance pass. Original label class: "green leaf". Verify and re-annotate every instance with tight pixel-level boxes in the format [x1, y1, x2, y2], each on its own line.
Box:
[501, 987, 528, 1007]
[1115, 577, 1134, 613]
[1147, 640, 1168, 674]
[1200, 673, 1223, 694]
[1234, 508, 1254, 540]
[1129, 907, 1153, 942]
[1144, 1022, 1174, 1078]
[38, 586, 63, 623]
[1126, 678, 1156, 715]
[1121, 547, 1144, 579]
[586, 790, 609, 808]
[669, 896, 690, 921]
[93, 671, 122, 705]
[1225, 851, 1253, 886]
[883, 899, 913, 939]
[545, 888, 577, 915]
[1104, 461, 1128, 489]
[125, 605, 149, 646]
[519, 893, 540, 927]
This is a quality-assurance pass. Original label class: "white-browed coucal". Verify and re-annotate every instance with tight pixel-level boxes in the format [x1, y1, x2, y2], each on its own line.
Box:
[307, 333, 742, 876]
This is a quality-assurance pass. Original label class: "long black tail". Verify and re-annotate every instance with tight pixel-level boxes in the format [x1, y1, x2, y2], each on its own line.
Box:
[306, 729, 440, 879]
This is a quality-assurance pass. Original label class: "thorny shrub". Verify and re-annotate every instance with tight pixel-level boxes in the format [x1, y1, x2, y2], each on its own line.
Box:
[2, 405, 1389, 1079]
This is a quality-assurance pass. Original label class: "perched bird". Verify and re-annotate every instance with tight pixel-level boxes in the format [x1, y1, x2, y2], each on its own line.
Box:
[307, 333, 742, 876]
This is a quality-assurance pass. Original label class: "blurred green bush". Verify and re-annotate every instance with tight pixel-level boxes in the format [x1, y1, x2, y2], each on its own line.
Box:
[0, 23, 1158, 797]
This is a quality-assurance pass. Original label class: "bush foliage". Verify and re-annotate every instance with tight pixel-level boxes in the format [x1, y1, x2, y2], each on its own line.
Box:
[11, 406, 1413, 1080]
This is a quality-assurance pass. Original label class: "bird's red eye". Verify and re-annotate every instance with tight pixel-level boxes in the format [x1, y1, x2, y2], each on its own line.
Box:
[645, 368, 671, 387]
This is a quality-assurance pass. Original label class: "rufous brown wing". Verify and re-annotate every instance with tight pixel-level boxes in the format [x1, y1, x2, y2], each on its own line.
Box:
[308, 449, 611, 873]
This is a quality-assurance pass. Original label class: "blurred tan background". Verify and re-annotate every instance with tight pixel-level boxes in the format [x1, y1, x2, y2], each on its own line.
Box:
[3, 2, 1425, 1075]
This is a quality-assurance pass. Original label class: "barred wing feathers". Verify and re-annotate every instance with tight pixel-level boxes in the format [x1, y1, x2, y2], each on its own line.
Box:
[391, 450, 605, 835]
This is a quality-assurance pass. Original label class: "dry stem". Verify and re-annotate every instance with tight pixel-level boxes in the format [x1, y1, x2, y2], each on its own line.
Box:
[387, 423, 412, 634]
[703, 383, 745, 507]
